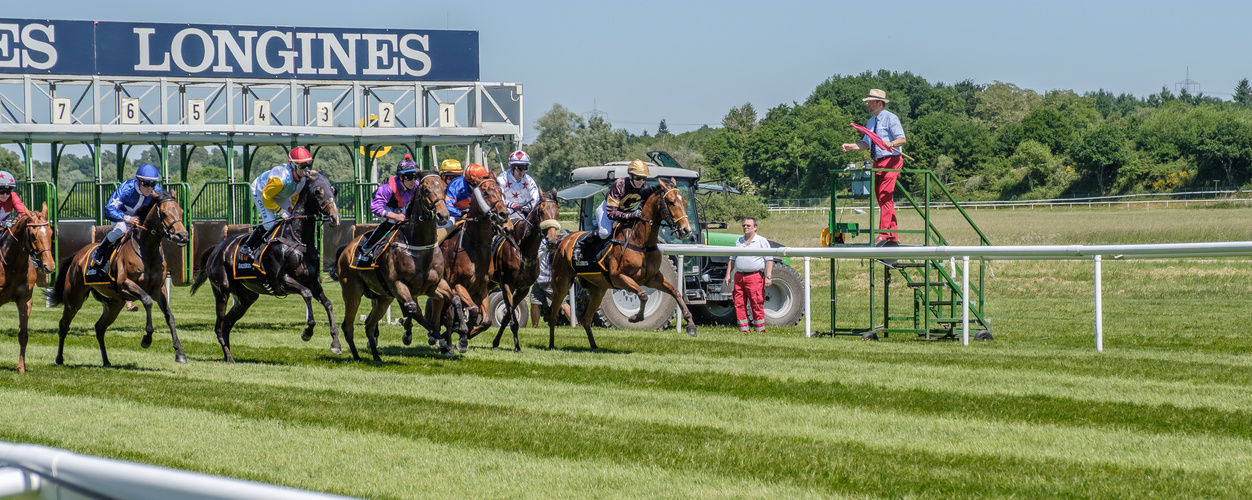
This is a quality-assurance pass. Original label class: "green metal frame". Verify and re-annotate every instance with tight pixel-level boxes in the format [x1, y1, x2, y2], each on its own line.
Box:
[825, 167, 992, 339]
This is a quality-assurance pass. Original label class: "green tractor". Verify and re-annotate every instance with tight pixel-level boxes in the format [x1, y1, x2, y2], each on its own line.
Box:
[552, 151, 804, 330]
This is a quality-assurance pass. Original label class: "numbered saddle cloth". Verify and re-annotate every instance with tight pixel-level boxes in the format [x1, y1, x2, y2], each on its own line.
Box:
[83, 240, 124, 286]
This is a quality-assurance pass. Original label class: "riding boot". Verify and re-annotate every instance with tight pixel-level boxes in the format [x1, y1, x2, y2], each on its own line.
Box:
[89, 238, 117, 277]
[239, 226, 267, 259]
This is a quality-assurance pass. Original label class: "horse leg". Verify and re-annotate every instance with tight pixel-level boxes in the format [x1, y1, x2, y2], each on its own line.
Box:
[115, 280, 156, 349]
[510, 288, 528, 352]
[219, 290, 259, 363]
[547, 270, 575, 350]
[461, 293, 493, 353]
[94, 299, 127, 367]
[56, 275, 91, 366]
[153, 281, 188, 363]
[211, 286, 232, 362]
[580, 286, 608, 350]
[612, 275, 650, 323]
[281, 276, 318, 342]
[427, 296, 451, 354]
[393, 282, 420, 346]
[647, 272, 698, 337]
[311, 282, 342, 355]
[364, 297, 391, 362]
[490, 284, 513, 348]
[17, 295, 31, 373]
[340, 278, 364, 361]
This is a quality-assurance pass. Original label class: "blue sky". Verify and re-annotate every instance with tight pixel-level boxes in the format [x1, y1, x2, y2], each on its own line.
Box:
[8, 0, 1252, 140]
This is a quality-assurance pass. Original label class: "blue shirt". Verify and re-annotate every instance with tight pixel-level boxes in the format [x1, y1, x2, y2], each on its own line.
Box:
[105, 178, 163, 222]
[862, 109, 905, 159]
[444, 176, 474, 217]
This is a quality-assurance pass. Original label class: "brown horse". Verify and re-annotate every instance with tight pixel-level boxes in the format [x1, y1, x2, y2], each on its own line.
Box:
[51, 193, 190, 367]
[190, 171, 342, 362]
[547, 177, 696, 349]
[476, 190, 562, 352]
[429, 176, 511, 353]
[1, 205, 55, 373]
[335, 172, 454, 361]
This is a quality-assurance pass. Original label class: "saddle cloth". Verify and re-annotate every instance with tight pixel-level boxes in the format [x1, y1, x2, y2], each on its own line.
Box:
[83, 239, 125, 286]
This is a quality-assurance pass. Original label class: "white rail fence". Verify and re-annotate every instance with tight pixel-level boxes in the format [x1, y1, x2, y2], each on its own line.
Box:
[768, 190, 1252, 213]
[0, 441, 353, 500]
[659, 242, 1252, 351]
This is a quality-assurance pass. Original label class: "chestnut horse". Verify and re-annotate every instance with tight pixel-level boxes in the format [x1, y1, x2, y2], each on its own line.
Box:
[547, 177, 696, 349]
[51, 193, 190, 367]
[335, 172, 454, 361]
[1, 205, 55, 373]
[477, 191, 562, 352]
[429, 176, 511, 353]
[190, 171, 341, 362]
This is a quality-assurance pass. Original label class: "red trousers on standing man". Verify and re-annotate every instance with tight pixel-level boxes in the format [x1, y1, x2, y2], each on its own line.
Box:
[733, 271, 766, 333]
[874, 155, 904, 242]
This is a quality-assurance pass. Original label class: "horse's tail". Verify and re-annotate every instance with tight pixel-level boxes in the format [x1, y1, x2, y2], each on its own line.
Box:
[44, 257, 73, 306]
[189, 244, 222, 296]
[327, 244, 348, 281]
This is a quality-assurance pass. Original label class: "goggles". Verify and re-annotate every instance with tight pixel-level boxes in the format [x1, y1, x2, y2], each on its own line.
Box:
[138, 180, 158, 188]
[0, 187, 12, 195]
[400, 172, 419, 181]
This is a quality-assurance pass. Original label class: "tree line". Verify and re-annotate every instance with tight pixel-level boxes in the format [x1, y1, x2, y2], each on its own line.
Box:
[527, 70, 1252, 208]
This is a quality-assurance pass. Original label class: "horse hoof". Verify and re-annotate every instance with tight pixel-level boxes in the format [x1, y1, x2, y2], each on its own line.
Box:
[686, 326, 698, 337]
[175, 353, 187, 364]
[331, 345, 343, 355]
[427, 334, 438, 346]
[55, 356, 64, 365]
[301, 331, 314, 342]
[140, 335, 153, 349]
[513, 347, 521, 353]
[457, 337, 469, 353]
[402, 333, 413, 346]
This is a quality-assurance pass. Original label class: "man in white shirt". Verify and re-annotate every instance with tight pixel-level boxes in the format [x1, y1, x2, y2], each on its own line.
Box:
[722, 217, 773, 333]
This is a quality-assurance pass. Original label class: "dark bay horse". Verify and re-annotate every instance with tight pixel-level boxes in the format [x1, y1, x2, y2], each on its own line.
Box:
[190, 171, 342, 362]
[51, 193, 190, 367]
[477, 191, 562, 352]
[335, 172, 453, 361]
[430, 176, 511, 353]
[547, 177, 696, 349]
[0, 205, 55, 373]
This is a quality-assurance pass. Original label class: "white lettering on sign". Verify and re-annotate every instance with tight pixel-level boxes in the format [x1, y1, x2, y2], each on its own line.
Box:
[0, 22, 59, 70]
[129, 27, 437, 78]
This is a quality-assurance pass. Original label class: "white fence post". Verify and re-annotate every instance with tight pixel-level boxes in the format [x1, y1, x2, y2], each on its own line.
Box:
[676, 255, 683, 333]
[962, 255, 969, 346]
[804, 256, 811, 338]
[1095, 255, 1103, 352]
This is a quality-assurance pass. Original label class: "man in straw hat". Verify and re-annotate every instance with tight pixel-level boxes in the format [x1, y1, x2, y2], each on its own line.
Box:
[841, 88, 907, 247]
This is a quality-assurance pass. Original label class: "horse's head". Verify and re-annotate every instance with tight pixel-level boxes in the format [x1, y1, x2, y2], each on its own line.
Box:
[536, 189, 562, 248]
[655, 177, 692, 241]
[414, 172, 450, 225]
[472, 177, 512, 232]
[302, 171, 341, 227]
[146, 192, 190, 247]
[17, 202, 55, 274]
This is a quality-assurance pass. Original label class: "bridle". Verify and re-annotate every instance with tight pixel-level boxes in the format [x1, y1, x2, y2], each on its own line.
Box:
[408, 173, 445, 222]
[468, 177, 508, 225]
[4, 215, 54, 269]
[129, 197, 186, 241]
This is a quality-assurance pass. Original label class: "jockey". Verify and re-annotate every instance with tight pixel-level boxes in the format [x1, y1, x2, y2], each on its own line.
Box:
[497, 150, 540, 221]
[240, 146, 313, 258]
[0, 171, 28, 229]
[91, 164, 163, 272]
[596, 159, 651, 238]
[356, 155, 421, 265]
[445, 162, 492, 220]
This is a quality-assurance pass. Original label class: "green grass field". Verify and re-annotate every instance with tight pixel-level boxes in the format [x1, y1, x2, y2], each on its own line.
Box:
[4, 206, 1252, 498]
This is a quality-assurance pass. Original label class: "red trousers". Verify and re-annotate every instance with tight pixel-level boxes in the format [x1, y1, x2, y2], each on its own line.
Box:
[874, 155, 903, 241]
[732, 271, 766, 332]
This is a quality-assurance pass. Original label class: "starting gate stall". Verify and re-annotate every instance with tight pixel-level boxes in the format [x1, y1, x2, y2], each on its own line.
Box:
[0, 18, 523, 285]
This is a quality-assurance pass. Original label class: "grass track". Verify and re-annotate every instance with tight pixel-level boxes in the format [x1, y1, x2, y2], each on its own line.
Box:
[3, 206, 1252, 498]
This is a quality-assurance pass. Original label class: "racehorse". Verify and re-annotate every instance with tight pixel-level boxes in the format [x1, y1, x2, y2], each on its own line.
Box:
[546, 177, 696, 349]
[0, 205, 55, 373]
[429, 176, 511, 353]
[190, 171, 342, 362]
[51, 193, 190, 367]
[335, 172, 453, 361]
[476, 190, 562, 352]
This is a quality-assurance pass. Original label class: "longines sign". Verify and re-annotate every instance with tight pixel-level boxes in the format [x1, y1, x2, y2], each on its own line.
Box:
[0, 18, 479, 81]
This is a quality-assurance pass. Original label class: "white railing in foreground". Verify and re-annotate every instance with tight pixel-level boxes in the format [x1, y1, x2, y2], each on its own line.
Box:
[659, 242, 1252, 351]
[0, 441, 353, 500]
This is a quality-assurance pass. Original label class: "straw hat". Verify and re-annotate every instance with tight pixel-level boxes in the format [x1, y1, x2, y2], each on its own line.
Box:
[861, 89, 889, 103]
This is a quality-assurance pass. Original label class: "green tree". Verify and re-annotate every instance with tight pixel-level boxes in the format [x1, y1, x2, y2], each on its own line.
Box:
[909, 112, 993, 177]
[1193, 109, 1252, 187]
[1070, 123, 1128, 195]
[1007, 140, 1055, 191]
[1020, 107, 1075, 156]
[1234, 79, 1251, 108]
[974, 81, 1042, 131]
[528, 104, 584, 189]
[656, 119, 670, 137]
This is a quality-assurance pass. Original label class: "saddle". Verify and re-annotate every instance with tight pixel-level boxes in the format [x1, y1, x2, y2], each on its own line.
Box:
[84, 237, 127, 286]
[572, 231, 615, 275]
[232, 228, 279, 282]
[350, 226, 402, 270]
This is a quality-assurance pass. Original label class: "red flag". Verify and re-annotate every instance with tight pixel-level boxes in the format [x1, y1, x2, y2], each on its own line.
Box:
[849, 122, 914, 161]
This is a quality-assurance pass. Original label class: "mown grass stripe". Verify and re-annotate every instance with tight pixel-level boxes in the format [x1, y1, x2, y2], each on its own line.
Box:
[0, 388, 841, 500]
[7, 368, 1252, 498]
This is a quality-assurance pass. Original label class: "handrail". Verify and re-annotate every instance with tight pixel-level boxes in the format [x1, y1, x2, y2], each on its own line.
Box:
[658, 242, 1252, 260]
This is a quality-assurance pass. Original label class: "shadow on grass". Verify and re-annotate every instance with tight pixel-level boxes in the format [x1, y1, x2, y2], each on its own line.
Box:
[54, 362, 163, 372]
[377, 345, 463, 360]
